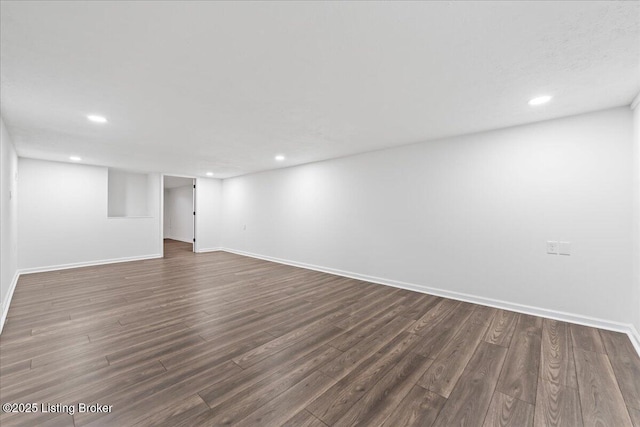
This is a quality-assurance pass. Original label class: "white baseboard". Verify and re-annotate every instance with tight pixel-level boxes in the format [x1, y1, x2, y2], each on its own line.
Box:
[629, 325, 640, 357]
[5, 247, 639, 357]
[1, 254, 162, 335]
[196, 247, 223, 253]
[18, 254, 163, 275]
[222, 247, 640, 357]
[0, 270, 20, 335]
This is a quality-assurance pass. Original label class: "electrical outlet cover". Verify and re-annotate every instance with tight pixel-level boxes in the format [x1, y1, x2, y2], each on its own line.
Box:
[559, 241, 571, 255]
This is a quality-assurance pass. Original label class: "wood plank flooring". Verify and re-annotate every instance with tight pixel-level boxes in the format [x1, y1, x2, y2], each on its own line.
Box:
[1, 239, 638, 426]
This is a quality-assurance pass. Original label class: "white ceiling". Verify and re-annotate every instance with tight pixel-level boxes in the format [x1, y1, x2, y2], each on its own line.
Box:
[1, 1, 639, 178]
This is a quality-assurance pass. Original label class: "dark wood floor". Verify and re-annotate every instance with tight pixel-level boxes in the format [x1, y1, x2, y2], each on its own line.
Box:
[1, 239, 639, 426]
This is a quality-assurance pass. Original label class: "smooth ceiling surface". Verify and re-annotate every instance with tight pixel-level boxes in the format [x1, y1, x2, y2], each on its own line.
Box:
[1, 1, 639, 178]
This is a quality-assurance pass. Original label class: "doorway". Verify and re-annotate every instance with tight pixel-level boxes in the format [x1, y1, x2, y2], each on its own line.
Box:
[163, 176, 195, 254]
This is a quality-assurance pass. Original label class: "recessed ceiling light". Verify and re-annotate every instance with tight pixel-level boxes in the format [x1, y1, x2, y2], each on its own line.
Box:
[69, 156, 82, 161]
[275, 155, 285, 161]
[528, 95, 552, 106]
[206, 172, 214, 177]
[87, 114, 108, 123]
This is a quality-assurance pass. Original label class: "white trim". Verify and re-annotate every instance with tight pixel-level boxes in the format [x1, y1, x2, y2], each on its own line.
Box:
[160, 174, 165, 258]
[196, 247, 223, 254]
[0, 270, 20, 335]
[18, 254, 162, 275]
[1, 254, 161, 334]
[222, 247, 640, 357]
[629, 325, 640, 357]
[107, 216, 154, 219]
[3, 246, 638, 356]
[632, 91, 640, 109]
[162, 174, 196, 254]
[162, 173, 198, 180]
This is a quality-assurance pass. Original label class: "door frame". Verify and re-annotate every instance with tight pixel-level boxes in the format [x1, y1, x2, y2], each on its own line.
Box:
[161, 174, 197, 256]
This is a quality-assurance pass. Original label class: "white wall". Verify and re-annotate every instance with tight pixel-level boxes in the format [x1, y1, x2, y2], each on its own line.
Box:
[107, 169, 151, 217]
[195, 178, 223, 251]
[1, 118, 19, 329]
[164, 184, 194, 244]
[222, 107, 635, 327]
[163, 188, 171, 237]
[18, 158, 162, 270]
[632, 98, 640, 337]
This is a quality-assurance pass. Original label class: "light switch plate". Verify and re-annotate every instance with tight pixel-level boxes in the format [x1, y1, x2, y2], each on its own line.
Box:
[559, 241, 571, 255]
[547, 241, 559, 254]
